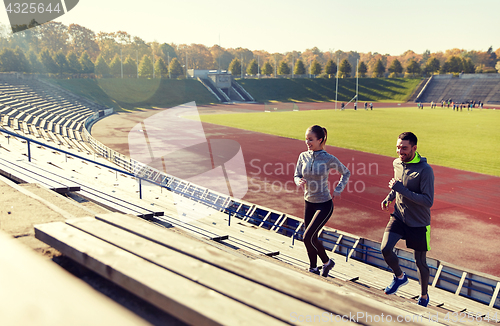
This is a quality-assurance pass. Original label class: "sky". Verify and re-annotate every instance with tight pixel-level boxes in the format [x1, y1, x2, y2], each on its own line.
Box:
[1, 0, 499, 55]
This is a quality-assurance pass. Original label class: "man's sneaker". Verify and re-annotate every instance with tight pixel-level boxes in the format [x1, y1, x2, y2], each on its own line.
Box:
[384, 272, 408, 295]
[417, 294, 429, 307]
[321, 259, 335, 277]
[308, 266, 321, 275]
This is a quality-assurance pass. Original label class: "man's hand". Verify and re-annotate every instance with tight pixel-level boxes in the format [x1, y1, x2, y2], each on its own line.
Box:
[388, 178, 401, 189]
[298, 178, 307, 187]
[381, 199, 391, 211]
[332, 191, 341, 201]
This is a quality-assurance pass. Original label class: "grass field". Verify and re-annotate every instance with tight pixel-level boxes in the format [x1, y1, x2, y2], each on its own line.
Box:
[237, 78, 421, 102]
[48, 78, 217, 111]
[200, 107, 500, 177]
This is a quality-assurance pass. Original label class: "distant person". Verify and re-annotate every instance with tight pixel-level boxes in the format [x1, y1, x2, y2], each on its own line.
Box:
[364, 102, 368, 110]
[341, 102, 345, 110]
[354, 103, 357, 110]
[294, 125, 351, 277]
[381, 132, 434, 307]
[370, 103, 373, 110]
[430, 101, 434, 109]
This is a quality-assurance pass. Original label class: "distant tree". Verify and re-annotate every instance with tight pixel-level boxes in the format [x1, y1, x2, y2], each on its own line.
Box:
[94, 54, 110, 76]
[294, 60, 306, 75]
[229, 58, 242, 76]
[261, 61, 273, 75]
[139, 55, 153, 77]
[406, 59, 421, 77]
[324, 59, 337, 78]
[446, 56, 463, 73]
[40, 49, 58, 73]
[66, 52, 81, 74]
[0, 48, 18, 72]
[247, 59, 258, 75]
[278, 60, 290, 75]
[14, 48, 30, 72]
[388, 59, 403, 75]
[439, 61, 450, 74]
[310, 60, 322, 75]
[154, 57, 168, 77]
[54, 51, 68, 75]
[123, 56, 137, 76]
[109, 54, 121, 76]
[372, 59, 385, 77]
[79, 51, 94, 74]
[462, 58, 475, 73]
[487, 46, 497, 67]
[169, 57, 183, 78]
[28, 51, 43, 73]
[424, 57, 440, 75]
[496, 61, 500, 73]
[339, 59, 352, 78]
[358, 61, 368, 77]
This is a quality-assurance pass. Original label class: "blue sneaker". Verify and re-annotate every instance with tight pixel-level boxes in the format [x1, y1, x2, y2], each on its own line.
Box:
[384, 272, 408, 295]
[321, 259, 335, 277]
[417, 294, 429, 307]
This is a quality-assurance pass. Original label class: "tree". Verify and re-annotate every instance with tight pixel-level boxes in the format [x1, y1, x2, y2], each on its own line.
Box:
[28, 51, 43, 73]
[109, 54, 121, 76]
[372, 59, 385, 77]
[406, 59, 421, 77]
[324, 59, 337, 78]
[94, 54, 110, 76]
[169, 57, 183, 78]
[14, 48, 30, 72]
[247, 59, 258, 75]
[139, 55, 153, 77]
[358, 61, 368, 77]
[261, 61, 273, 76]
[388, 59, 403, 75]
[339, 59, 352, 78]
[310, 60, 322, 75]
[424, 57, 440, 75]
[40, 50, 58, 73]
[278, 61, 290, 75]
[68, 24, 99, 60]
[496, 61, 500, 73]
[229, 58, 242, 76]
[0, 48, 18, 72]
[66, 52, 81, 73]
[154, 57, 168, 78]
[462, 58, 475, 73]
[294, 60, 305, 75]
[446, 56, 463, 73]
[79, 51, 94, 74]
[123, 56, 137, 76]
[54, 51, 68, 75]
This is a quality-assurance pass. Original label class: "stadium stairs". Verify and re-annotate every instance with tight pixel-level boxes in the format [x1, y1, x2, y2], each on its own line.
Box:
[0, 76, 499, 324]
[417, 74, 500, 104]
[198, 77, 255, 103]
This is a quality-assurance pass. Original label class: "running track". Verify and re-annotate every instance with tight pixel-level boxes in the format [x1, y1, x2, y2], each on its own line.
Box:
[92, 102, 500, 277]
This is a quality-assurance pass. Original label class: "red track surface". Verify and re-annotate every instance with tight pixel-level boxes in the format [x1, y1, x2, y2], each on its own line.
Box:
[92, 102, 500, 277]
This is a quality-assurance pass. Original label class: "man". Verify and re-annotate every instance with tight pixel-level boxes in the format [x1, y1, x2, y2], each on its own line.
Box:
[381, 132, 434, 307]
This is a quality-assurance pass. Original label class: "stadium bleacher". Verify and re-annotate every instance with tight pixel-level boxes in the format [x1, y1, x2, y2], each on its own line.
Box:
[418, 74, 500, 105]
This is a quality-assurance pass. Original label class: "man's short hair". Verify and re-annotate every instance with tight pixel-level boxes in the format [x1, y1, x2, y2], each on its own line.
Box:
[398, 132, 418, 146]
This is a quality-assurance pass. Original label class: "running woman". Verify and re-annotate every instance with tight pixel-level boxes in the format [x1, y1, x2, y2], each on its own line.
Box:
[294, 125, 351, 277]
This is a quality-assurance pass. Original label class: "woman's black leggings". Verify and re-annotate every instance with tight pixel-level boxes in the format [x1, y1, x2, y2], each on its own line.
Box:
[303, 200, 333, 269]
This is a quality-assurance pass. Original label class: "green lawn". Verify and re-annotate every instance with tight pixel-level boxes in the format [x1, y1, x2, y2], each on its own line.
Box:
[237, 78, 421, 103]
[200, 107, 500, 176]
[48, 78, 217, 112]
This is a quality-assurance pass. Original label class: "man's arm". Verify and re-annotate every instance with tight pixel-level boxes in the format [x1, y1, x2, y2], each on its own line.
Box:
[390, 166, 434, 208]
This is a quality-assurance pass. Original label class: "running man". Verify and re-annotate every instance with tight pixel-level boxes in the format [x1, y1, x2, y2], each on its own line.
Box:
[381, 132, 434, 307]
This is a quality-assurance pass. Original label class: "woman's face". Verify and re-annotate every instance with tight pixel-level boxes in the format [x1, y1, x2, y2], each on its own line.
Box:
[305, 130, 323, 151]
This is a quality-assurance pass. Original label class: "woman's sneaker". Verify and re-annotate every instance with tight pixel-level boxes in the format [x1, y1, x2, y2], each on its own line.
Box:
[321, 259, 335, 277]
[308, 266, 321, 275]
[417, 294, 430, 307]
[384, 272, 408, 295]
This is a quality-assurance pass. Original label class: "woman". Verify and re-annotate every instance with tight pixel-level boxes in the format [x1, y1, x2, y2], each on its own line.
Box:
[294, 125, 351, 277]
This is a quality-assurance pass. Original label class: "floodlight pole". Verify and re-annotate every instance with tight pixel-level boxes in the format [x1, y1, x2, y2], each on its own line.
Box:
[120, 47, 123, 79]
[292, 54, 294, 79]
[356, 59, 359, 108]
[136, 50, 138, 78]
[167, 52, 171, 79]
[241, 53, 243, 79]
[335, 58, 339, 110]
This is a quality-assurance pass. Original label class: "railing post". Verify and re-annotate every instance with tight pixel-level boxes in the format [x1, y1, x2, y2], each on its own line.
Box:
[27, 140, 31, 162]
[292, 232, 295, 246]
[139, 178, 142, 199]
[228, 211, 231, 226]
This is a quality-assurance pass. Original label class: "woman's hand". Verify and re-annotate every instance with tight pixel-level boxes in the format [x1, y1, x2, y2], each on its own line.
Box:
[298, 178, 307, 187]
